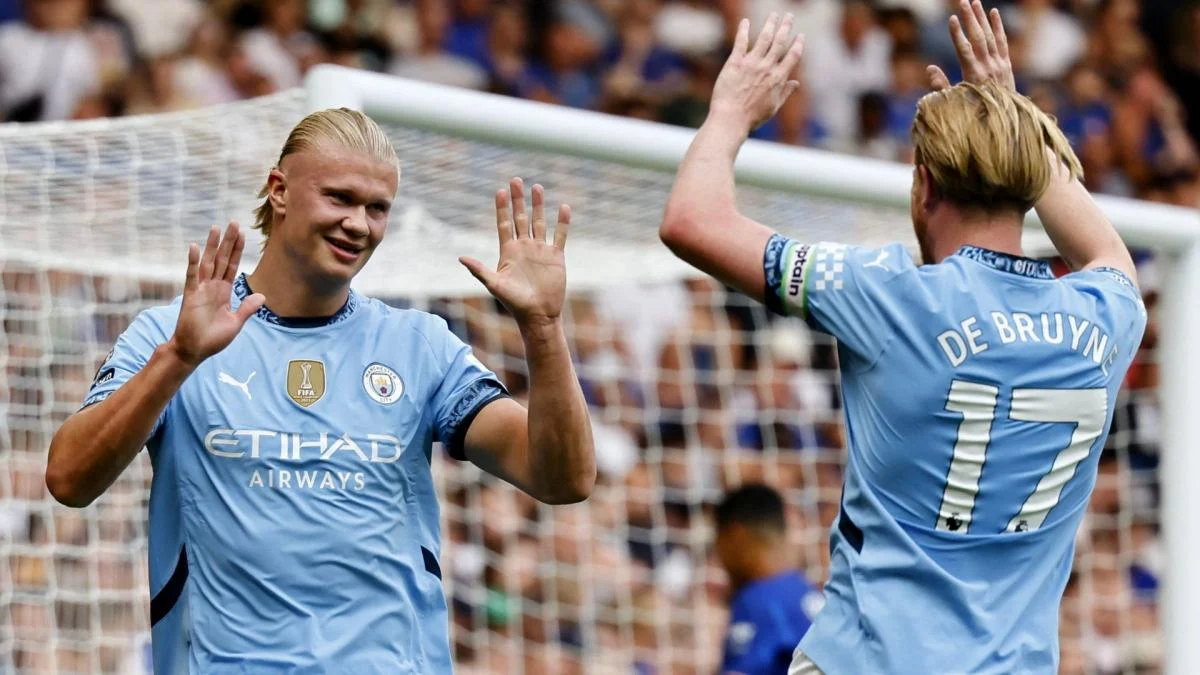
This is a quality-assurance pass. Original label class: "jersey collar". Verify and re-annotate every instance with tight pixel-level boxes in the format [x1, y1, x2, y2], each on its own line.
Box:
[954, 245, 1054, 280]
[234, 273, 359, 328]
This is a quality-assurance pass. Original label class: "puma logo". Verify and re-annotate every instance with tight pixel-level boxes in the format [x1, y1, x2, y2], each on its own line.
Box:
[864, 250, 891, 271]
[218, 371, 255, 400]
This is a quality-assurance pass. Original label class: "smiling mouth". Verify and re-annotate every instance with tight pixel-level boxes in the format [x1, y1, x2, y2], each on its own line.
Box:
[325, 237, 363, 257]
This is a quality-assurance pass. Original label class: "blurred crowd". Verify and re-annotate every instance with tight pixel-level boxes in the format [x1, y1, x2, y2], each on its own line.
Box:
[2, 262, 1164, 674]
[0, 0, 1184, 673]
[0, 0, 1197, 207]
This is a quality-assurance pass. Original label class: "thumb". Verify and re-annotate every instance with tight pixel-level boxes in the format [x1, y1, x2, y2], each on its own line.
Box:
[783, 80, 801, 100]
[235, 292, 266, 323]
[459, 257, 497, 290]
[927, 65, 951, 91]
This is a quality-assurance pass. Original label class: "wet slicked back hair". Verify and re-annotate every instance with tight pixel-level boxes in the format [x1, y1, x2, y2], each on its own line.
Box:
[253, 108, 399, 237]
[911, 81, 1082, 212]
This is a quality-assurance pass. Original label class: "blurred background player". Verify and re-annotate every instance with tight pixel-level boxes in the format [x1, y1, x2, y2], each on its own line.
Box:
[715, 484, 820, 675]
[44, 108, 595, 673]
[661, 3, 1146, 673]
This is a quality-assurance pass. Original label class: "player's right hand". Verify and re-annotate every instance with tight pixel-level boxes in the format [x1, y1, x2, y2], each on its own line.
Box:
[168, 222, 265, 368]
[928, 0, 1015, 93]
[709, 12, 804, 131]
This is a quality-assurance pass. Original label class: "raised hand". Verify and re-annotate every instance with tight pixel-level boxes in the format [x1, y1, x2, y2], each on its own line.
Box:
[168, 222, 265, 367]
[710, 12, 805, 131]
[928, 0, 1014, 92]
[459, 178, 570, 327]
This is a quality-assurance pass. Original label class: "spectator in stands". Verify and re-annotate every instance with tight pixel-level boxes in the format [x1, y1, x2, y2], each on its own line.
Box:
[173, 15, 240, 108]
[485, 1, 532, 96]
[804, 0, 891, 143]
[715, 484, 821, 675]
[1003, 0, 1084, 81]
[1112, 68, 1199, 194]
[520, 4, 603, 108]
[390, 0, 487, 90]
[0, 0, 99, 121]
[238, 0, 317, 90]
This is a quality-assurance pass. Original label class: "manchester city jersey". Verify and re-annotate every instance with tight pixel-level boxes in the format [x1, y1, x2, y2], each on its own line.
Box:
[83, 275, 507, 674]
[763, 238, 1147, 674]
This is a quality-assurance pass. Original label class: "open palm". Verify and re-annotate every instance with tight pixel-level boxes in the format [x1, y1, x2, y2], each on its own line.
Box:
[460, 178, 570, 325]
[170, 222, 265, 366]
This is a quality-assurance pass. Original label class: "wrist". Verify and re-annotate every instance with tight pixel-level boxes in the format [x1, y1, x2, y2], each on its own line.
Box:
[705, 103, 754, 138]
[517, 315, 565, 344]
[160, 339, 203, 372]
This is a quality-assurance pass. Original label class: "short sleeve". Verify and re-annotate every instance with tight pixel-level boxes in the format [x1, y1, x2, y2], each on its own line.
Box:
[81, 309, 171, 438]
[1063, 266, 1148, 355]
[429, 320, 509, 460]
[764, 235, 917, 362]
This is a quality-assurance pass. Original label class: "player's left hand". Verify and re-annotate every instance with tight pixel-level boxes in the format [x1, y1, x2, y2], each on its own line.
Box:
[460, 178, 569, 327]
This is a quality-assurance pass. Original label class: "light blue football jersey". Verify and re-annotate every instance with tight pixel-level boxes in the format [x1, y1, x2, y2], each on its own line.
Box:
[763, 238, 1147, 674]
[82, 274, 507, 674]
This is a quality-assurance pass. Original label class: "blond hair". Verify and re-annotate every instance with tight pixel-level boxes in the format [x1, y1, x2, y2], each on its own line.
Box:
[911, 81, 1082, 212]
[254, 108, 399, 236]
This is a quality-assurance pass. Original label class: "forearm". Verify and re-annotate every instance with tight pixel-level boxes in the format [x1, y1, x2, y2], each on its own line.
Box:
[47, 343, 194, 507]
[664, 108, 747, 229]
[519, 318, 595, 504]
[1035, 155, 1136, 280]
[660, 108, 774, 298]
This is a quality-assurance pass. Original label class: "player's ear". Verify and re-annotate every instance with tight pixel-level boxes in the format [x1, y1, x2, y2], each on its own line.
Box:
[915, 164, 939, 212]
[266, 167, 287, 219]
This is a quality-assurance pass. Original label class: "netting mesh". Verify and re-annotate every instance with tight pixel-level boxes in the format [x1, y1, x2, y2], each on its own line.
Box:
[0, 90, 1163, 674]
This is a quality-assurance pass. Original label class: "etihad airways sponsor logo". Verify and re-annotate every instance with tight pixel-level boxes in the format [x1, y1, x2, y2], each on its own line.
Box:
[203, 428, 405, 491]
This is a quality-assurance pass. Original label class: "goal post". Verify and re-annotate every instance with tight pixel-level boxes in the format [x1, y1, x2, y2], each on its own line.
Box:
[306, 63, 1200, 672]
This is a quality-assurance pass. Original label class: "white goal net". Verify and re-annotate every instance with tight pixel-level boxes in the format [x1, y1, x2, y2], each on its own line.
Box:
[0, 86, 1168, 674]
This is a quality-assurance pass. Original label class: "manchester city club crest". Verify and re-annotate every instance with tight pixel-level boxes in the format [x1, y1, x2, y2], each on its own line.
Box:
[363, 363, 403, 405]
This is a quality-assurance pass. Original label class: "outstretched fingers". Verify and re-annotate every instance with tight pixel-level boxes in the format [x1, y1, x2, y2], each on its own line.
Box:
[971, 0, 997, 59]
[198, 225, 220, 283]
[510, 177, 529, 238]
[949, 15, 976, 76]
[990, 7, 1009, 60]
[531, 184, 547, 242]
[751, 12, 778, 58]
[960, 0, 989, 61]
[778, 33, 805, 77]
[226, 227, 246, 283]
[766, 13, 794, 63]
[927, 65, 952, 91]
[212, 221, 239, 281]
[184, 242, 200, 293]
[553, 204, 571, 250]
[495, 189, 514, 247]
[732, 18, 750, 57]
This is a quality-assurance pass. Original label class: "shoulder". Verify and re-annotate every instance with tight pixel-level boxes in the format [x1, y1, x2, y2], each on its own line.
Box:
[807, 241, 919, 290]
[1061, 267, 1147, 332]
[356, 296, 459, 351]
[1062, 266, 1142, 300]
[122, 297, 183, 342]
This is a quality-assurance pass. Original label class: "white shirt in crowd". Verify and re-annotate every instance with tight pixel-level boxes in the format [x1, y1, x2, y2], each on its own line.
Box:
[1003, 5, 1085, 81]
[804, 29, 892, 142]
[0, 22, 98, 121]
[239, 28, 316, 90]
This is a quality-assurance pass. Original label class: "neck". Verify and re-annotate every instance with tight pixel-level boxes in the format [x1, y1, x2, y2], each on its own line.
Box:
[731, 551, 789, 593]
[927, 208, 1025, 263]
[247, 244, 350, 318]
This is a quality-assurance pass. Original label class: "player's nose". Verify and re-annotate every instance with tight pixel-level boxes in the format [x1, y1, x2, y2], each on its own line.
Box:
[341, 207, 370, 237]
